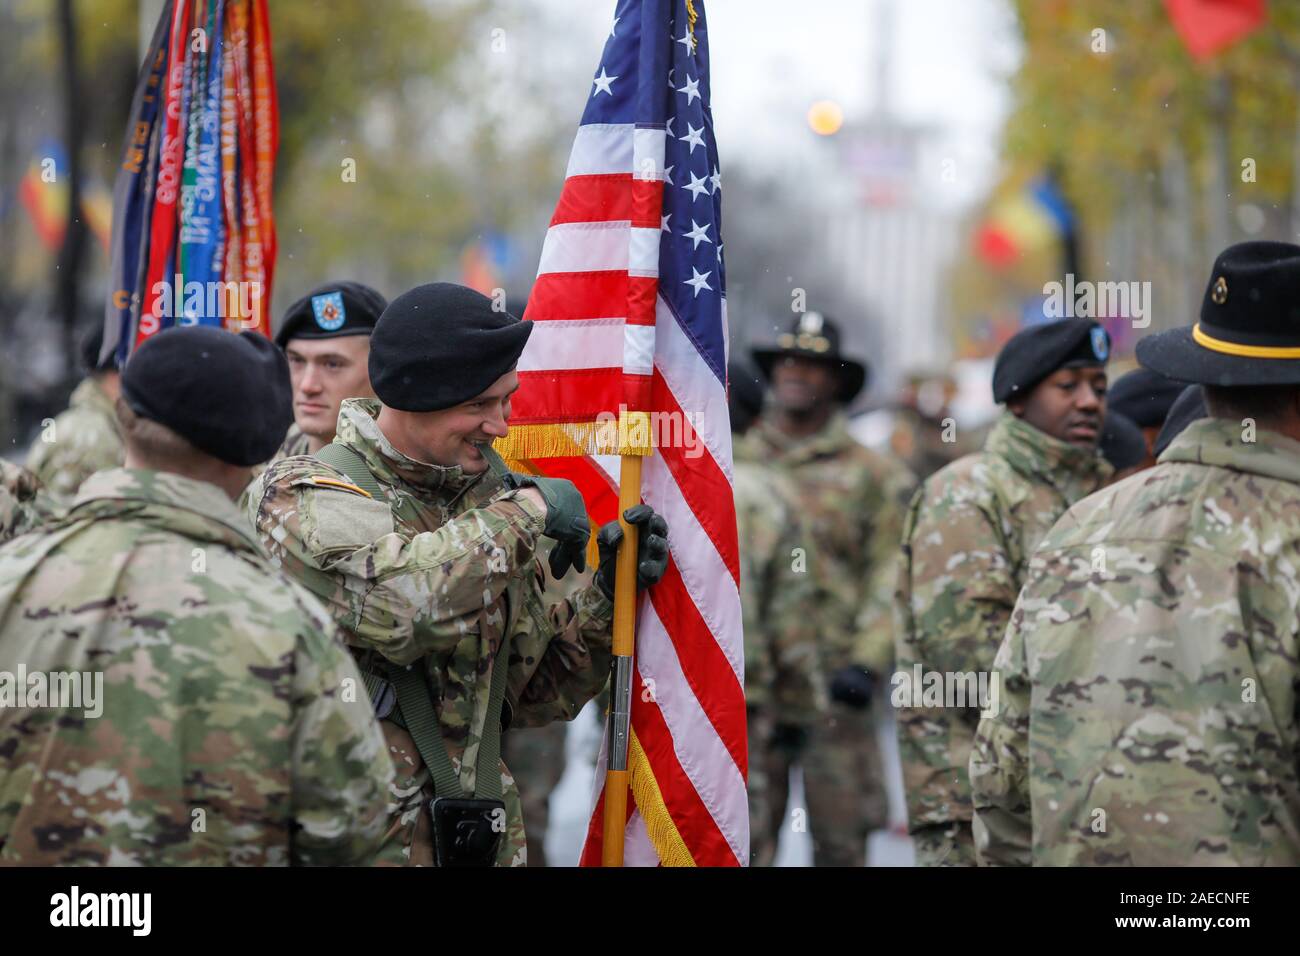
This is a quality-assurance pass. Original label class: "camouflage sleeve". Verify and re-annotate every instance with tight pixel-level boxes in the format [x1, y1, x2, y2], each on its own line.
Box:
[852, 460, 918, 674]
[969, 595, 1034, 867]
[505, 562, 615, 728]
[768, 513, 825, 727]
[288, 604, 395, 866]
[251, 468, 550, 666]
[903, 474, 1016, 718]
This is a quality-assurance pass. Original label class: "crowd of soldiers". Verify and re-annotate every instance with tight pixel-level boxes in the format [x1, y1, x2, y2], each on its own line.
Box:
[2, 238, 1298, 867]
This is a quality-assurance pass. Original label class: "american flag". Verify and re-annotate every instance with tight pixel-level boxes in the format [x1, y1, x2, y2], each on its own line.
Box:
[496, 0, 747, 866]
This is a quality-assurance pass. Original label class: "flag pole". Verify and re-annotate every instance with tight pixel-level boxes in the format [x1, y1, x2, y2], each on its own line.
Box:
[602, 420, 648, 865]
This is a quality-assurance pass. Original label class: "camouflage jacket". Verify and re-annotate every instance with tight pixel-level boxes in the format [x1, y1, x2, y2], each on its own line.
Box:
[740, 412, 915, 675]
[25, 377, 124, 498]
[244, 399, 615, 866]
[971, 418, 1300, 866]
[0, 460, 59, 544]
[734, 459, 825, 726]
[0, 468, 393, 866]
[896, 411, 1111, 831]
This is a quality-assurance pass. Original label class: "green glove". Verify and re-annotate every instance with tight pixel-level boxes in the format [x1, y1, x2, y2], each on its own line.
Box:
[595, 504, 670, 599]
[502, 473, 590, 579]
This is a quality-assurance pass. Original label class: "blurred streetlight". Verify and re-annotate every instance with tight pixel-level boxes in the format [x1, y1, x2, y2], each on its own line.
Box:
[807, 99, 844, 136]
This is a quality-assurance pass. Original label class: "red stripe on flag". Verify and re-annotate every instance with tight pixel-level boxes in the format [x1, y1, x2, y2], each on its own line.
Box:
[512, 368, 623, 424]
[528, 271, 627, 321]
[551, 174, 630, 225]
[627, 275, 657, 326]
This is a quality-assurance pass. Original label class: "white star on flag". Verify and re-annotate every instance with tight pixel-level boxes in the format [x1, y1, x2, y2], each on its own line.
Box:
[610, 17, 619, 37]
[664, 164, 675, 186]
[662, 212, 672, 232]
[676, 28, 693, 53]
[683, 170, 710, 201]
[684, 266, 712, 297]
[710, 165, 722, 193]
[592, 66, 617, 97]
[683, 219, 712, 249]
[680, 123, 705, 154]
[677, 74, 700, 105]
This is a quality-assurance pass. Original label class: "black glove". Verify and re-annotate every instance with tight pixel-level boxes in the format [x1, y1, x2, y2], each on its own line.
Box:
[501, 473, 590, 579]
[595, 504, 669, 599]
[829, 666, 875, 710]
[770, 723, 808, 756]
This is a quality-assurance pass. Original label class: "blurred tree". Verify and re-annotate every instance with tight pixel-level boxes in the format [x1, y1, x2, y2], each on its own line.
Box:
[954, 0, 1300, 345]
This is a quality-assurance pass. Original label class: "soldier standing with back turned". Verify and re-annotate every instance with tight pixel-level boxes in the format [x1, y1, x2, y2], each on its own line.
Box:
[0, 327, 394, 865]
[972, 241, 1300, 865]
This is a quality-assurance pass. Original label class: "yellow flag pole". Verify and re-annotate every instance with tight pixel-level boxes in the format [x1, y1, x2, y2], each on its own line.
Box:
[602, 413, 649, 866]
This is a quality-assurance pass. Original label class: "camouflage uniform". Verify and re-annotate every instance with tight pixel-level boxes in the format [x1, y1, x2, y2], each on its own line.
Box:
[0, 460, 59, 544]
[734, 459, 825, 866]
[739, 411, 915, 866]
[0, 468, 394, 866]
[896, 411, 1110, 866]
[971, 418, 1300, 866]
[245, 398, 615, 867]
[25, 377, 124, 497]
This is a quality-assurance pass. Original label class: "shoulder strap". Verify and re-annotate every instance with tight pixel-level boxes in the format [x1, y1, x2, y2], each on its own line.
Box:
[318, 440, 511, 801]
[315, 442, 385, 500]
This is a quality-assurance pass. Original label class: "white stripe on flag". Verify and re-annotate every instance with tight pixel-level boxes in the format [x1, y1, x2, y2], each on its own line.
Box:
[638, 595, 749, 866]
[538, 220, 629, 275]
[622, 324, 655, 376]
[624, 811, 661, 867]
[628, 227, 661, 278]
[566, 123, 634, 176]
[518, 319, 625, 372]
[632, 128, 667, 181]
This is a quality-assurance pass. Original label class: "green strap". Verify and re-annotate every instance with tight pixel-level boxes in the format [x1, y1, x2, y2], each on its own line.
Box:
[315, 442, 384, 500]
[317, 441, 511, 800]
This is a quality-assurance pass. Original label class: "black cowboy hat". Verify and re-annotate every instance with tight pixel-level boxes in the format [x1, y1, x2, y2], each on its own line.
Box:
[1138, 241, 1300, 386]
[751, 311, 868, 403]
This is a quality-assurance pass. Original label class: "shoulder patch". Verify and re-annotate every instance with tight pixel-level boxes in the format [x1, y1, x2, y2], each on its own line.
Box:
[308, 476, 373, 498]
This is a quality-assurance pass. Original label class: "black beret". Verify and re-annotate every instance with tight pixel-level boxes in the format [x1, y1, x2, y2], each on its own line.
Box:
[122, 327, 293, 466]
[992, 318, 1111, 404]
[369, 282, 533, 412]
[1106, 368, 1185, 428]
[1099, 412, 1147, 472]
[1154, 386, 1208, 458]
[274, 281, 388, 348]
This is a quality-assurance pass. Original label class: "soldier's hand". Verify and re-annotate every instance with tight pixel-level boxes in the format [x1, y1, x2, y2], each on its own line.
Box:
[829, 666, 875, 710]
[595, 504, 669, 599]
[502, 473, 590, 578]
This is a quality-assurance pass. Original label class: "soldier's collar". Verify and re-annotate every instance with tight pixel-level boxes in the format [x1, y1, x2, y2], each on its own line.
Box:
[71, 468, 262, 552]
[987, 412, 1112, 486]
[1159, 417, 1300, 484]
[756, 409, 854, 460]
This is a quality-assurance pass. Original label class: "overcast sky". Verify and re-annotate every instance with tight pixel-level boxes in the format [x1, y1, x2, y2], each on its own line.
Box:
[544, 0, 1022, 208]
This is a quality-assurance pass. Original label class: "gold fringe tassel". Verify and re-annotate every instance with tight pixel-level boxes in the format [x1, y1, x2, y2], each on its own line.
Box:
[629, 727, 696, 866]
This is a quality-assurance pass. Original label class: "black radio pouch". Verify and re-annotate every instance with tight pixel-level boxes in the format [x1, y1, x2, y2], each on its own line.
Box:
[429, 797, 507, 867]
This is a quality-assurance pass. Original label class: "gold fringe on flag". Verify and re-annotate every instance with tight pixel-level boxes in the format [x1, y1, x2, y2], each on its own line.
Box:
[493, 411, 655, 461]
[629, 727, 696, 866]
